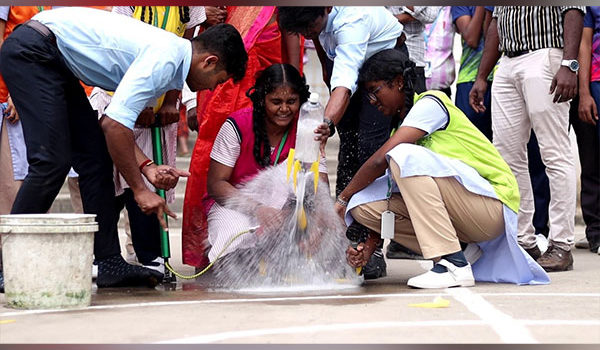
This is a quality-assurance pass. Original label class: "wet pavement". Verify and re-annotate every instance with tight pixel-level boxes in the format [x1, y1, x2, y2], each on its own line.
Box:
[1, 225, 598, 344]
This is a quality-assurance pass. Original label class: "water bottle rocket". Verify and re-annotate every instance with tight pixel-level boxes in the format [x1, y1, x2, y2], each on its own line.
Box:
[286, 93, 323, 232]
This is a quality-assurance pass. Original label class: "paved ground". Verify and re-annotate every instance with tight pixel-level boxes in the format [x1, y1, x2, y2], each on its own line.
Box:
[0, 225, 598, 344]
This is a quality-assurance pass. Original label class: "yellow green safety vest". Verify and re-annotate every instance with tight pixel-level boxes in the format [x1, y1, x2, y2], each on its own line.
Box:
[413, 90, 520, 213]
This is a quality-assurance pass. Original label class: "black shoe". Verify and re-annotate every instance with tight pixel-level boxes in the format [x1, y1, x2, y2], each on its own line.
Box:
[96, 254, 163, 288]
[363, 248, 387, 280]
[386, 240, 424, 260]
[0, 270, 4, 293]
[524, 245, 542, 261]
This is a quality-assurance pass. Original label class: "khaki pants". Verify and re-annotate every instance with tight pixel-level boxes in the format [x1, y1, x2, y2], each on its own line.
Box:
[351, 159, 505, 259]
[492, 48, 576, 250]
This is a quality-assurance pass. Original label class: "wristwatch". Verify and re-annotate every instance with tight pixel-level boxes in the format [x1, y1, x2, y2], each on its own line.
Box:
[324, 118, 336, 137]
[561, 59, 580, 73]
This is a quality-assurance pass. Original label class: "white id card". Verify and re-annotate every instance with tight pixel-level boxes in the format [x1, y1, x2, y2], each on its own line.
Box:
[381, 210, 395, 239]
[424, 61, 433, 78]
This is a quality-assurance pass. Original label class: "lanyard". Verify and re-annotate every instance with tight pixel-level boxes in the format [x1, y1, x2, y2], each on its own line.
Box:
[273, 129, 289, 165]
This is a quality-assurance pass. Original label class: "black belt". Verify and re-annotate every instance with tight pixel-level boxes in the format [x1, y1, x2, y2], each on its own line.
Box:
[23, 20, 56, 45]
[505, 49, 535, 58]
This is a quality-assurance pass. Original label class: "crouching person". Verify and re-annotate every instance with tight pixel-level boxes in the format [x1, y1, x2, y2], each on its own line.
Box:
[335, 49, 549, 288]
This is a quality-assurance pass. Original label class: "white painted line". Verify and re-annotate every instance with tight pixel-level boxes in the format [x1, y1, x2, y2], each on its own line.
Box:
[159, 319, 600, 344]
[1, 291, 598, 318]
[446, 288, 536, 343]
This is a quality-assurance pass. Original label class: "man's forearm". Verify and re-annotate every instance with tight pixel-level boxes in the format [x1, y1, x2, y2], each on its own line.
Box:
[578, 28, 593, 95]
[562, 9, 584, 60]
[475, 18, 501, 81]
[324, 87, 351, 125]
[100, 115, 147, 193]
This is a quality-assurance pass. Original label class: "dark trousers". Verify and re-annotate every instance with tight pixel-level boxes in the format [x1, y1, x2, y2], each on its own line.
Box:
[0, 24, 121, 258]
[456, 81, 493, 141]
[570, 85, 600, 246]
[528, 132, 551, 237]
[116, 189, 161, 265]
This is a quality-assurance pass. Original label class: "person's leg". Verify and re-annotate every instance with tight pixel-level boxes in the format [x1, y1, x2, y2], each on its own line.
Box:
[123, 188, 161, 265]
[574, 82, 600, 252]
[456, 82, 493, 141]
[67, 175, 84, 214]
[525, 49, 576, 271]
[0, 27, 73, 214]
[527, 131, 551, 238]
[491, 54, 539, 256]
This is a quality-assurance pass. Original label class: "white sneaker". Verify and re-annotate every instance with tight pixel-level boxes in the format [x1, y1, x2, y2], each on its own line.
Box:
[92, 263, 98, 279]
[407, 259, 475, 289]
[463, 243, 482, 265]
[143, 257, 165, 275]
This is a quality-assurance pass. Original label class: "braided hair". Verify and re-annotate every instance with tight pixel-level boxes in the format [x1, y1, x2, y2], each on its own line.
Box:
[246, 64, 310, 168]
[358, 49, 417, 123]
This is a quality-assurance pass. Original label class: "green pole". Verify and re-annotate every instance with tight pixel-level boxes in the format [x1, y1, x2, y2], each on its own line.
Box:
[151, 125, 171, 259]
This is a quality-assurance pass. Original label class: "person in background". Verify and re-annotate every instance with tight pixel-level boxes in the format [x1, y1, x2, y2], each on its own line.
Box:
[470, 6, 585, 271]
[424, 6, 455, 98]
[386, 6, 440, 95]
[572, 6, 600, 254]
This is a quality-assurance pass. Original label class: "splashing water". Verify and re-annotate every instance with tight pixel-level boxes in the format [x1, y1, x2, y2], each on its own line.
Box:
[210, 162, 361, 292]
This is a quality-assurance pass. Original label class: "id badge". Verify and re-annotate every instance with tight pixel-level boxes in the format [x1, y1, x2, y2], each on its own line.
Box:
[424, 61, 433, 78]
[381, 210, 395, 239]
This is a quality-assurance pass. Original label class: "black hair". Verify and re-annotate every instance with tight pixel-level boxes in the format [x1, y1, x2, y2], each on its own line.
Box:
[191, 23, 248, 83]
[276, 7, 327, 34]
[136, 6, 189, 25]
[358, 49, 417, 117]
[246, 64, 310, 168]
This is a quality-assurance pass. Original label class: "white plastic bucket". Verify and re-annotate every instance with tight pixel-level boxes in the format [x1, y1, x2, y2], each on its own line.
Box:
[0, 214, 97, 309]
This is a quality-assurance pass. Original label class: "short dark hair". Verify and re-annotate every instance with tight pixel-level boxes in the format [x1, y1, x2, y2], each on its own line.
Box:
[277, 7, 327, 34]
[246, 64, 310, 168]
[191, 23, 247, 82]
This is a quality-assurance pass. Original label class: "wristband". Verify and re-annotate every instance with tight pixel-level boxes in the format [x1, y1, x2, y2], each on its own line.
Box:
[138, 159, 154, 172]
[336, 196, 348, 207]
[325, 118, 336, 137]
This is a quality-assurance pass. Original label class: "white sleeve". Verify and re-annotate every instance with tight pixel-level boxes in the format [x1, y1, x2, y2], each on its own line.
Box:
[187, 6, 206, 28]
[400, 96, 449, 135]
[181, 82, 197, 112]
[210, 119, 241, 167]
[0, 7, 10, 21]
[112, 6, 133, 17]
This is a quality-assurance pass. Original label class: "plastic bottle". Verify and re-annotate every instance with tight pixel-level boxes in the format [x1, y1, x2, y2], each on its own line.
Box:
[295, 93, 323, 163]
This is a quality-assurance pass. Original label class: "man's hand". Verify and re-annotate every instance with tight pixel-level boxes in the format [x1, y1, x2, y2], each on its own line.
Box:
[578, 92, 598, 125]
[156, 102, 180, 126]
[346, 243, 370, 268]
[4, 96, 19, 123]
[203, 6, 227, 27]
[142, 164, 191, 190]
[334, 202, 346, 219]
[469, 78, 488, 113]
[135, 107, 156, 128]
[134, 188, 176, 230]
[187, 107, 198, 132]
[550, 67, 578, 103]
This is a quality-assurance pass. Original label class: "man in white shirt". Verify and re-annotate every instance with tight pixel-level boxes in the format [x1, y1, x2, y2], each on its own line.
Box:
[0, 7, 247, 288]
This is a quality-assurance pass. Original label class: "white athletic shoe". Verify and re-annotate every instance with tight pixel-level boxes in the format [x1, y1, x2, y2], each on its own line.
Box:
[407, 259, 475, 289]
[143, 257, 165, 275]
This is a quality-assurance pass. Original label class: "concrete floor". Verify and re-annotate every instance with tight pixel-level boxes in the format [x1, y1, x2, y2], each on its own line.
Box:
[0, 226, 598, 344]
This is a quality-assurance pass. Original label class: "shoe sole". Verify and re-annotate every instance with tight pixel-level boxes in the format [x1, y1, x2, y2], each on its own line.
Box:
[407, 280, 475, 289]
[541, 263, 573, 272]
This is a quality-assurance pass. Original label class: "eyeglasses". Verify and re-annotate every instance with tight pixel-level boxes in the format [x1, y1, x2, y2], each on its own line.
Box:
[366, 84, 384, 103]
